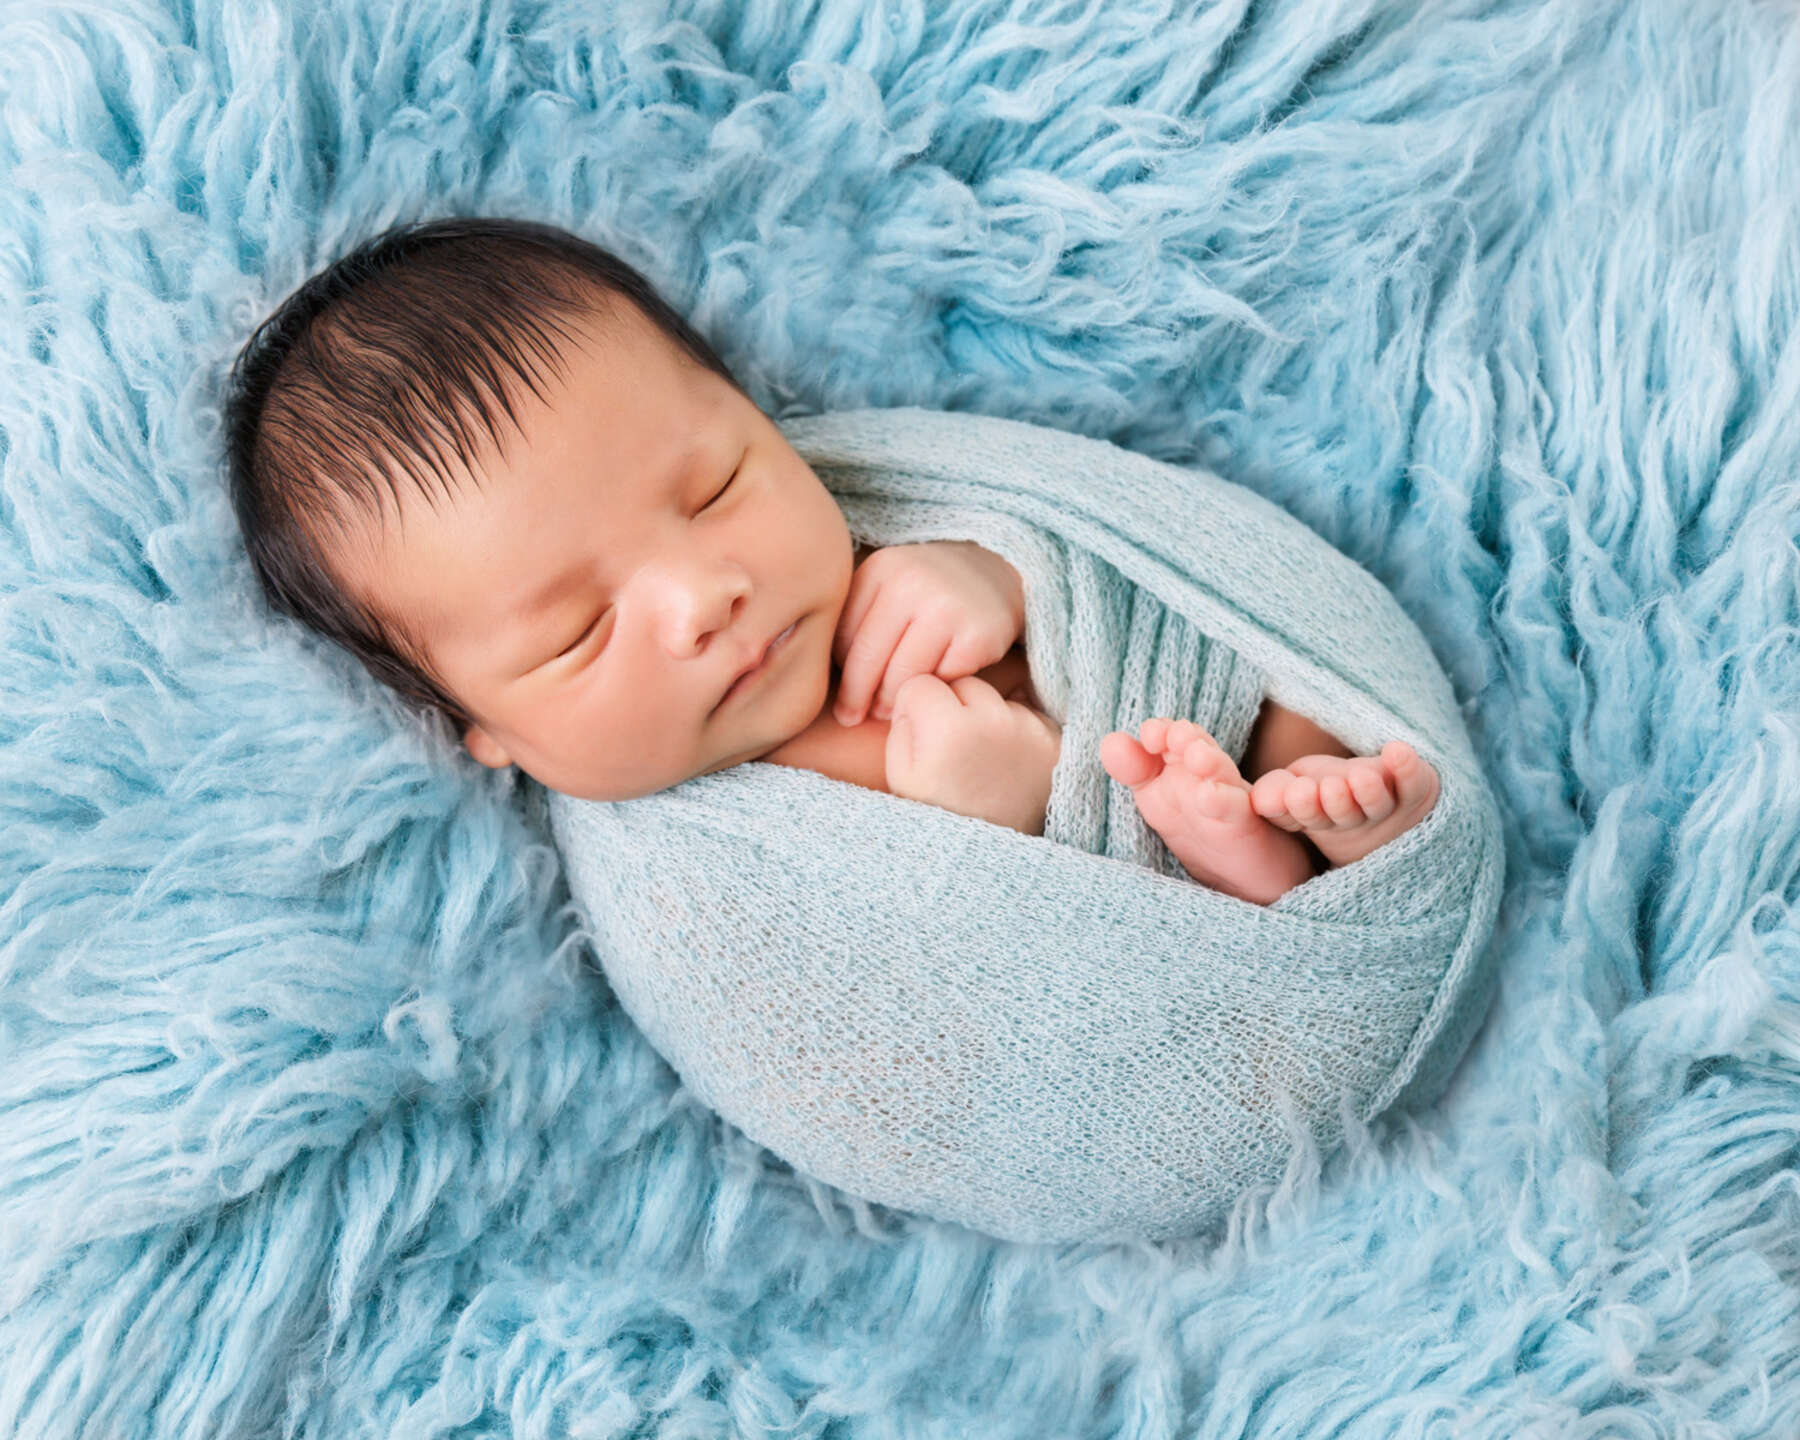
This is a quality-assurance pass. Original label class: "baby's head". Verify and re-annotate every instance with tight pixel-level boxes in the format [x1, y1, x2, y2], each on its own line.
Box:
[224, 216, 854, 801]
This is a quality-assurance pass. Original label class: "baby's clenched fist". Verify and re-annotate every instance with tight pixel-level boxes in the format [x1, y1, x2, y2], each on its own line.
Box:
[885, 673, 1061, 835]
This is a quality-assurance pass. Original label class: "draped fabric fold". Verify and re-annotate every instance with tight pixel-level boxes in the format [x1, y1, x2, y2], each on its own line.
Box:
[546, 408, 1504, 1242]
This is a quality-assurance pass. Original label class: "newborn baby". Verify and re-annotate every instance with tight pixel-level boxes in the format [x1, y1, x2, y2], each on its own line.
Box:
[226, 216, 1439, 906]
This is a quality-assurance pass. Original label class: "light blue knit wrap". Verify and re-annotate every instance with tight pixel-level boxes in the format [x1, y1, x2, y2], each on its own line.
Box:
[546, 408, 1505, 1243]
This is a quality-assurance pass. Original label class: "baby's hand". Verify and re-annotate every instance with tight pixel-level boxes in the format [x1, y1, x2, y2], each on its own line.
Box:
[885, 673, 1061, 835]
[832, 541, 1025, 726]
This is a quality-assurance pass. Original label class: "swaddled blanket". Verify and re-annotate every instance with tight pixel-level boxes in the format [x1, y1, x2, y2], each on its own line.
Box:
[545, 408, 1505, 1243]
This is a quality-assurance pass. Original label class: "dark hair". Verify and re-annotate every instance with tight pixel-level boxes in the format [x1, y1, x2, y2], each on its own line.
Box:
[222, 215, 743, 734]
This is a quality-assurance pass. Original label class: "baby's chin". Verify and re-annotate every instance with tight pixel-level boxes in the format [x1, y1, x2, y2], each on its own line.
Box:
[701, 661, 837, 777]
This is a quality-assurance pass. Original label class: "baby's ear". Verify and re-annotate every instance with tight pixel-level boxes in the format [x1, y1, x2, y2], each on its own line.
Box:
[462, 725, 513, 770]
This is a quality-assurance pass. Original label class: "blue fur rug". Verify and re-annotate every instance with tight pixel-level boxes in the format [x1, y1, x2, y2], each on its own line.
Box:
[4, 0, 1798, 1434]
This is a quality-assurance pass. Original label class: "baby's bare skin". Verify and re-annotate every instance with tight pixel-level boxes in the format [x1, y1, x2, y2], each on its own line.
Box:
[1100, 719, 1441, 904]
[775, 638, 1442, 907]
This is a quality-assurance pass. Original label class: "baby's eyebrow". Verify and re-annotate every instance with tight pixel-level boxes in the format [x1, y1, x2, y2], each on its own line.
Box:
[519, 555, 591, 621]
[516, 437, 702, 620]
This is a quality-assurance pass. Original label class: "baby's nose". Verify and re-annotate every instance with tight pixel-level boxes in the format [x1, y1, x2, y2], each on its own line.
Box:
[663, 581, 747, 655]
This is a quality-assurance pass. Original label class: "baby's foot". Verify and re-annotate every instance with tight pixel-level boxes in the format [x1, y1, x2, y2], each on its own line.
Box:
[1248, 742, 1440, 869]
[1100, 718, 1315, 905]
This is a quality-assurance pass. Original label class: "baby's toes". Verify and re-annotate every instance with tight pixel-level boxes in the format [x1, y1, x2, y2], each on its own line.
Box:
[1188, 775, 1252, 824]
[1315, 772, 1363, 828]
[1249, 769, 1306, 831]
[1176, 733, 1241, 787]
[1100, 731, 1162, 790]
[1137, 717, 1172, 754]
[1165, 718, 1210, 755]
[1346, 757, 1397, 823]
[1382, 741, 1437, 805]
[1280, 775, 1326, 827]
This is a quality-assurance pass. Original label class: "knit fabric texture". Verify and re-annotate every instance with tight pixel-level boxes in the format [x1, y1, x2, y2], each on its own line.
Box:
[544, 407, 1506, 1243]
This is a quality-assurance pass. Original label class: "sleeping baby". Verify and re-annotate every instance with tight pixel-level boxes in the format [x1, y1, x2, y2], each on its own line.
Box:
[225, 216, 1440, 906]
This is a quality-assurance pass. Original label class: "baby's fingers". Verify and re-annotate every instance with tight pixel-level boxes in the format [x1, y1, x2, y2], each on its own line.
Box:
[834, 611, 910, 725]
[873, 626, 954, 721]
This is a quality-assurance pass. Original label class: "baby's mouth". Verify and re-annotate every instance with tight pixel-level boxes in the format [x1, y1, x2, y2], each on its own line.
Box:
[718, 618, 800, 710]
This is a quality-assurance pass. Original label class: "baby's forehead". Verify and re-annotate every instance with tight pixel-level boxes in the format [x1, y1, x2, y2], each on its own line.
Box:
[356, 305, 723, 544]
[509, 304, 718, 438]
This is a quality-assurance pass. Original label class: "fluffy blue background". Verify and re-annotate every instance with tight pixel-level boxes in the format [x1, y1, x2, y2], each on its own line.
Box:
[3, 0, 1798, 1435]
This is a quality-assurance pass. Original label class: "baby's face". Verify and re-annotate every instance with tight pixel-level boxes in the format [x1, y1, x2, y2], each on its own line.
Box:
[328, 304, 855, 801]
